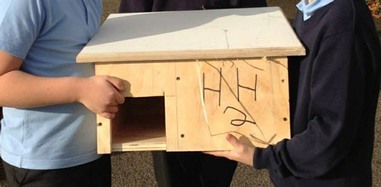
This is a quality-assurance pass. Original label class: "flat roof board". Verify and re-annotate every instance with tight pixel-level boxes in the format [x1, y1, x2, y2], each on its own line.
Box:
[77, 7, 305, 63]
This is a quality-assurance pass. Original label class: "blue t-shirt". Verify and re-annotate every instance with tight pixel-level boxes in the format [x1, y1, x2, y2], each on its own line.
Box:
[0, 0, 102, 169]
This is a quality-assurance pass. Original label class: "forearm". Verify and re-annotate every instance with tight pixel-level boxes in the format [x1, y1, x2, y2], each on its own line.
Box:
[0, 70, 83, 108]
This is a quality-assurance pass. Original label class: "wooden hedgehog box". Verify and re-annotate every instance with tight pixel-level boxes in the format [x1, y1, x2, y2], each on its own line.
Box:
[76, 7, 305, 153]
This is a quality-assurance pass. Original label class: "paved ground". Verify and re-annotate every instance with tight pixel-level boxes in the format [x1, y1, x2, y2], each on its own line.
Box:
[1, 1, 380, 186]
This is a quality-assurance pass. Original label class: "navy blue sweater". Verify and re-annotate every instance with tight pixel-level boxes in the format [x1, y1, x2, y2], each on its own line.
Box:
[119, 0, 267, 12]
[254, 0, 381, 186]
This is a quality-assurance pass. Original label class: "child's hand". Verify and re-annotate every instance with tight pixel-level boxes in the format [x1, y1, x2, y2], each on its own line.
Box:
[78, 75, 125, 119]
[205, 134, 255, 166]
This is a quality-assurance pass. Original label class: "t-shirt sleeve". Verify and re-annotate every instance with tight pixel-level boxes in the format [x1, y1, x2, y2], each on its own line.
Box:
[0, 0, 43, 59]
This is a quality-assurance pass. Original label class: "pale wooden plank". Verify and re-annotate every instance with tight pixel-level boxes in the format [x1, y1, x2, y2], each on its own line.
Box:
[112, 130, 166, 152]
[97, 116, 112, 154]
[165, 96, 179, 151]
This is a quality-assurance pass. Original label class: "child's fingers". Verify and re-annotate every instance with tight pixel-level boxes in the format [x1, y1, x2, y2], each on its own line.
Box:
[204, 150, 230, 158]
[226, 134, 240, 147]
[106, 76, 125, 91]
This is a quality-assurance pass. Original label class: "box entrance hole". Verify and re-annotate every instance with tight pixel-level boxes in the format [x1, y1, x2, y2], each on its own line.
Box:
[111, 96, 166, 146]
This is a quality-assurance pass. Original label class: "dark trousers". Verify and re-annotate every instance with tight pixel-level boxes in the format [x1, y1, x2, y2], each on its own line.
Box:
[152, 151, 237, 187]
[3, 155, 111, 187]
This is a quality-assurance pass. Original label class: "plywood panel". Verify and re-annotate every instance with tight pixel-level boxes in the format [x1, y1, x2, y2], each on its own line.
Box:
[95, 63, 176, 97]
[172, 57, 290, 151]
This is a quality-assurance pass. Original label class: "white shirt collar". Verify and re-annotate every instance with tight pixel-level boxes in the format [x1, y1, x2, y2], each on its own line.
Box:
[296, 0, 335, 21]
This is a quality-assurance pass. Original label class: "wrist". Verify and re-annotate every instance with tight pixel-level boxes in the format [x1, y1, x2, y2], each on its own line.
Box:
[70, 77, 88, 104]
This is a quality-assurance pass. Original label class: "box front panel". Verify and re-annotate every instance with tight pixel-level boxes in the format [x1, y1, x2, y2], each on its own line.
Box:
[170, 57, 290, 151]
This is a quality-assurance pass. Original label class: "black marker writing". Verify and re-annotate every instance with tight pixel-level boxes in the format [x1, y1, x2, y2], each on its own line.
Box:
[236, 68, 257, 101]
[203, 67, 222, 106]
[223, 106, 256, 126]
